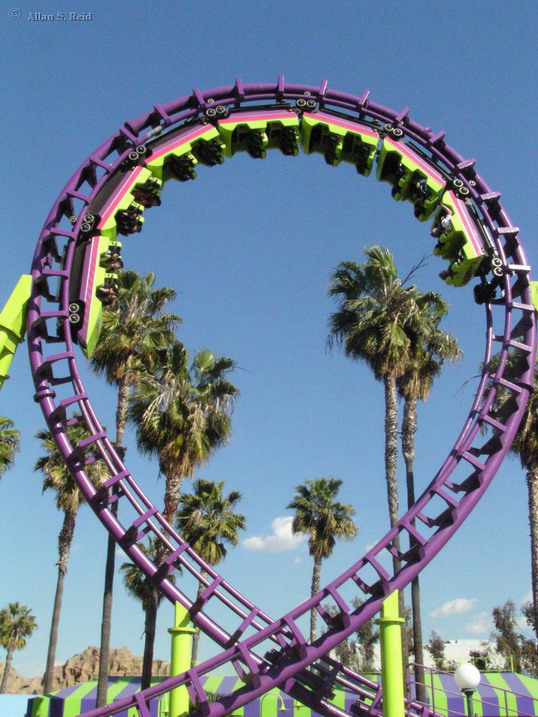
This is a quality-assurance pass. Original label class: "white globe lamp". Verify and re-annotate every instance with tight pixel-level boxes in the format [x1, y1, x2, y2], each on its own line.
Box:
[454, 663, 481, 717]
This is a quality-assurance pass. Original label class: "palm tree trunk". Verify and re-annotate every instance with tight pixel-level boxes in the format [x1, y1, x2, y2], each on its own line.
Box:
[97, 383, 129, 708]
[384, 375, 400, 531]
[310, 556, 322, 643]
[191, 578, 205, 666]
[527, 462, 538, 639]
[402, 396, 425, 702]
[43, 509, 77, 694]
[141, 587, 160, 691]
[0, 645, 14, 693]
[383, 376, 409, 671]
[115, 379, 130, 449]
[163, 473, 183, 526]
[96, 521, 116, 707]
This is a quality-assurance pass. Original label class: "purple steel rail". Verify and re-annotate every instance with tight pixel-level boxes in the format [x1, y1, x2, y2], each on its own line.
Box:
[26, 78, 536, 717]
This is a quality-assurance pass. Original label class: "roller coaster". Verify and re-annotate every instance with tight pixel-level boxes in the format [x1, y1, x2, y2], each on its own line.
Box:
[2, 79, 536, 717]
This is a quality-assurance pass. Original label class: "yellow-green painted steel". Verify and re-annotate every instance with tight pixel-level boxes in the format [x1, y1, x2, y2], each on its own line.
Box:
[376, 590, 405, 717]
[30, 694, 52, 717]
[424, 671, 449, 717]
[100, 200, 145, 241]
[432, 193, 487, 287]
[218, 113, 299, 158]
[168, 602, 196, 717]
[531, 281, 538, 314]
[0, 274, 32, 388]
[81, 237, 121, 359]
[300, 114, 377, 172]
[377, 138, 444, 219]
[484, 673, 520, 717]
[145, 126, 222, 180]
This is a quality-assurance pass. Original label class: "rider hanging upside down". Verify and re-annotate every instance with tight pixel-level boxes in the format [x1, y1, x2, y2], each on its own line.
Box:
[96, 278, 119, 306]
[431, 206, 454, 238]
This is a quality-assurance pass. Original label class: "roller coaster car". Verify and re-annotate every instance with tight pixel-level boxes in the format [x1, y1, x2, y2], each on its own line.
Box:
[165, 153, 198, 181]
[115, 202, 145, 236]
[439, 257, 486, 288]
[431, 191, 489, 287]
[95, 167, 160, 242]
[217, 110, 300, 158]
[376, 137, 445, 220]
[68, 236, 122, 358]
[473, 280, 502, 305]
[145, 124, 223, 177]
[131, 176, 163, 207]
[300, 111, 378, 174]
[192, 137, 226, 166]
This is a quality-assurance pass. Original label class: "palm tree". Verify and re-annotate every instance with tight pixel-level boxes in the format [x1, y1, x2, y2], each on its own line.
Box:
[120, 537, 176, 690]
[0, 603, 37, 693]
[288, 477, 357, 642]
[91, 271, 180, 450]
[396, 297, 461, 700]
[328, 247, 423, 539]
[511, 364, 538, 640]
[176, 479, 246, 665]
[0, 417, 20, 478]
[327, 246, 430, 663]
[35, 420, 109, 694]
[487, 353, 538, 638]
[128, 343, 238, 686]
[128, 342, 239, 526]
[91, 270, 180, 707]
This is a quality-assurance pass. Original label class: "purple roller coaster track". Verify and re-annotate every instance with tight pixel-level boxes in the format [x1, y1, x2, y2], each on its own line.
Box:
[26, 78, 536, 717]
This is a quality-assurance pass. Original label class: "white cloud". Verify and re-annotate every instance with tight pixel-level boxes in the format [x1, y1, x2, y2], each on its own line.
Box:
[430, 598, 478, 618]
[242, 516, 307, 553]
[466, 612, 491, 635]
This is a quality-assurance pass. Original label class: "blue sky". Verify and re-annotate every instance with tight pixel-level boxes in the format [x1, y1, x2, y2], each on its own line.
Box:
[1, 0, 536, 678]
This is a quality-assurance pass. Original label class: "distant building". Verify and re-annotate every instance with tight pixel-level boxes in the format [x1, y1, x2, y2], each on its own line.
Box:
[368, 639, 502, 671]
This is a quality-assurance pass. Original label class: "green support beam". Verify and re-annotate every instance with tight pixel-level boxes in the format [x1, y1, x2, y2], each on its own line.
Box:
[168, 602, 196, 717]
[377, 590, 405, 717]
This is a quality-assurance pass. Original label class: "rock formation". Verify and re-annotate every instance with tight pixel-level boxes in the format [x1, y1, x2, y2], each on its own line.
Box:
[1, 646, 170, 694]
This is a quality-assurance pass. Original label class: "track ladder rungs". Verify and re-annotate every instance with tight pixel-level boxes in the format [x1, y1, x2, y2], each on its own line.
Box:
[32, 311, 68, 332]
[480, 412, 508, 433]
[133, 692, 151, 717]
[122, 506, 159, 545]
[459, 449, 486, 471]
[194, 575, 225, 611]
[352, 562, 390, 598]
[186, 669, 211, 717]
[225, 606, 262, 647]
[296, 663, 337, 699]
[510, 299, 536, 313]
[77, 430, 107, 450]
[318, 585, 351, 629]
[281, 616, 308, 658]
[49, 393, 88, 422]
[154, 542, 190, 580]
[497, 375, 524, 394]
[233, 642, 262, 688]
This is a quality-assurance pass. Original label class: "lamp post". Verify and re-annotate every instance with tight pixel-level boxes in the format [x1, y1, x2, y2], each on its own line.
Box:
[454, 663, 481, 717]
[260, 691, 287, 716]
